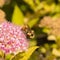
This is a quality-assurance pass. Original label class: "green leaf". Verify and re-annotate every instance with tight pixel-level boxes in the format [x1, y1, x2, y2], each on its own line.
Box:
[29, 40, 37, 47]
[11, 46, 38, 60]
[0, 50, 4, 58]
[28, 18, 38, 28]
[12, 5, 24, 25]
[20, 46, 39, 60]
[5, 54, 13, 60]
[29, 51, 40, 60]
[11, 52, 25, 60]
[43, 28, 50, 33]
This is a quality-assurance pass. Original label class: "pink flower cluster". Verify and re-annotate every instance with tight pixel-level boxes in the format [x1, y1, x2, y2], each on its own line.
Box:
[0, 21, 29, 54]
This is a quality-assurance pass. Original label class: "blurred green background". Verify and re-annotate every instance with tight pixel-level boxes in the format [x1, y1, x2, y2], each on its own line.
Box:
[0, 0, 60, 60]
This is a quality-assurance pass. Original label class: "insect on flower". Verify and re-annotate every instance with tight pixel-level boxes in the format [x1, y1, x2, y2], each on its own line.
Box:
[21, 24, 35, 39]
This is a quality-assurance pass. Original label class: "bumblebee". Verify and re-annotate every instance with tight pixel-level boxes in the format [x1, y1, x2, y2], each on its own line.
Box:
[21, 24, 35, 39]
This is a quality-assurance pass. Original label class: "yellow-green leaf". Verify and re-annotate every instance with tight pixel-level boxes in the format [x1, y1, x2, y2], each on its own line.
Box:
[0, 50, 4, 58]
[43, 28, 50, 33]
[20, 46, 39, 60]
[28, 18, 38, 28]
[5, 54, 13, 60]
[11, 52, 25, 60]
[12, 5, 24, 25]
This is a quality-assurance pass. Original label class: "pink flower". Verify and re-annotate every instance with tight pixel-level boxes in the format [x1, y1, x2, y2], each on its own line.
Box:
[0, 21, 29, 54]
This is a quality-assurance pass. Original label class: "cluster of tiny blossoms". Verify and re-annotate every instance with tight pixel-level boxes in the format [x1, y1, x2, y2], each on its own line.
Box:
[0, 21, 29, 54]
[0, 0, 6, 7]
[39, 16, 60, 37]
[0, 0, 6, 23]
[0, 9, 6, 23]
